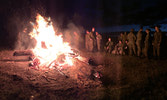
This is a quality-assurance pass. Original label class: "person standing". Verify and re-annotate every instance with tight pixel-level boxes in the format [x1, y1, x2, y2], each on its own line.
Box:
[96, 32, 102, 51]
[127, 29, 136, 56]
[143, 29, 152, 58]
[85, 30, 94, 52]
[152, 26, 162, 58]
[118, 33, 124, 41]
[136, 27, 143, 57]
[89, 27, 96, 51]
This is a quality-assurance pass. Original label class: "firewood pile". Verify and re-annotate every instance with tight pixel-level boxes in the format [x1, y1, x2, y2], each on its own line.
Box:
[12, 50, 103, 87]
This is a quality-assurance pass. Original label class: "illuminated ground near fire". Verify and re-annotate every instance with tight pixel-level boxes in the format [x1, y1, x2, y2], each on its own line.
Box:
[0, 50, 167, 100]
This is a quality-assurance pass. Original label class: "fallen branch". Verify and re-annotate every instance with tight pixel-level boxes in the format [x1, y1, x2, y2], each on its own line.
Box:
[13, 50, 33, 56]
[48, 60, 69, 78]
[42, 75, 50, 82]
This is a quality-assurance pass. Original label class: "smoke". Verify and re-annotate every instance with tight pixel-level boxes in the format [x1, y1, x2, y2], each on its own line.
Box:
[13, 13, 37, 50]
[0, 0, 49, 50]
[3, 11, 33, 50]
[14, 26, 36, 50]
[63, 23, 85, 50]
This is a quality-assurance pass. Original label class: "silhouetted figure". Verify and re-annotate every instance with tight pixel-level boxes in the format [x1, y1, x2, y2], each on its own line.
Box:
[143, 29, 152, 58]
[85, 30, 94, 52]
[96, 32, 102, 51]
[152, 26, 162, 58]
[89, 27, 96, 51]
[127, 29, 136, 56]
[136, 27, 143, 57]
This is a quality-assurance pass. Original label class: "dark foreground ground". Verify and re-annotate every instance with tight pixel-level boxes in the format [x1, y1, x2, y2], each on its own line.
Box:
[0, 50, 167, 100]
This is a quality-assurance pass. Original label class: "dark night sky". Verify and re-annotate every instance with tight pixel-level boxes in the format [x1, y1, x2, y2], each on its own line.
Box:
[43, 0, 167, 27]
[0, 0, 167, 48]
[1, 0, 167, 27]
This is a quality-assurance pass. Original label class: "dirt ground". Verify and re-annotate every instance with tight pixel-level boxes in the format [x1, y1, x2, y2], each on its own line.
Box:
[0, 50, 106, 100]
[0, 50, 167, 100]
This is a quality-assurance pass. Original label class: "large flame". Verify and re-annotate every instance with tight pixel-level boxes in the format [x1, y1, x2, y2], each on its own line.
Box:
[30, 14, 73, 68]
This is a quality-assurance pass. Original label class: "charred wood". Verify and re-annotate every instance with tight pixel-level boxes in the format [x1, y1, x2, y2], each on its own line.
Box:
[13, 50, 33, 56]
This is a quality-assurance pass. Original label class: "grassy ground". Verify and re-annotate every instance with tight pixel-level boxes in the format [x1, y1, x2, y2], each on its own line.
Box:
[0, 50, 167, 100]
[94, 54, 167, 100]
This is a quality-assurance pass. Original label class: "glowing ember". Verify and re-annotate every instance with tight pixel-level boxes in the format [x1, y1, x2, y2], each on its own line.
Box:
[29, 14, 74, 69]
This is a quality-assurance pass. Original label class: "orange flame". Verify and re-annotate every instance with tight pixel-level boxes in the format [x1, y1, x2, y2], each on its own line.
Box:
[30, 14, 73, 68]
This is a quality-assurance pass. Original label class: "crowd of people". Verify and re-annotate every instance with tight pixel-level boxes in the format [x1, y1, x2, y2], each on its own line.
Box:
[85, 26, 163, 59]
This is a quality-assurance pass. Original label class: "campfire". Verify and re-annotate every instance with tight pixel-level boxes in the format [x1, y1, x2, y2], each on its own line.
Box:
[13, 14, 102, 82]
[28, 14, 77, 69]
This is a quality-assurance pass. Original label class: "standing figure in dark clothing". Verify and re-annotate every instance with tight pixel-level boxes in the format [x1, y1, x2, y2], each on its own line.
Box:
[85, 30, 94, 52]
[143, 29, 152, 58]
[127, 29, 136, 56]
[89, 27, 96, 51]
[136, 27, 143, 57]
[152, 26, 162, 58]
[96, 32, 102, 51]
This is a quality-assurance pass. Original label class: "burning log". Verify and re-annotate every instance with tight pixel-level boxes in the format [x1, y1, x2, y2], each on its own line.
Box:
[13, 50, 33, 56]
[54, 66, 69, 78]
[0, 51, 33, 62]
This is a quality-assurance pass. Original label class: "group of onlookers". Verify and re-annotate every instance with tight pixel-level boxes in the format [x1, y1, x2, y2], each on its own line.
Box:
[85, 27, 102, 52]
[104, 26, 162, 59]
[85, 26, 163, 59]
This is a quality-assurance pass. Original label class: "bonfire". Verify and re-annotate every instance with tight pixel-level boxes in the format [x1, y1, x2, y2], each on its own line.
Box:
[13, 14, 102, 82]
[28, 14, 80, 69]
